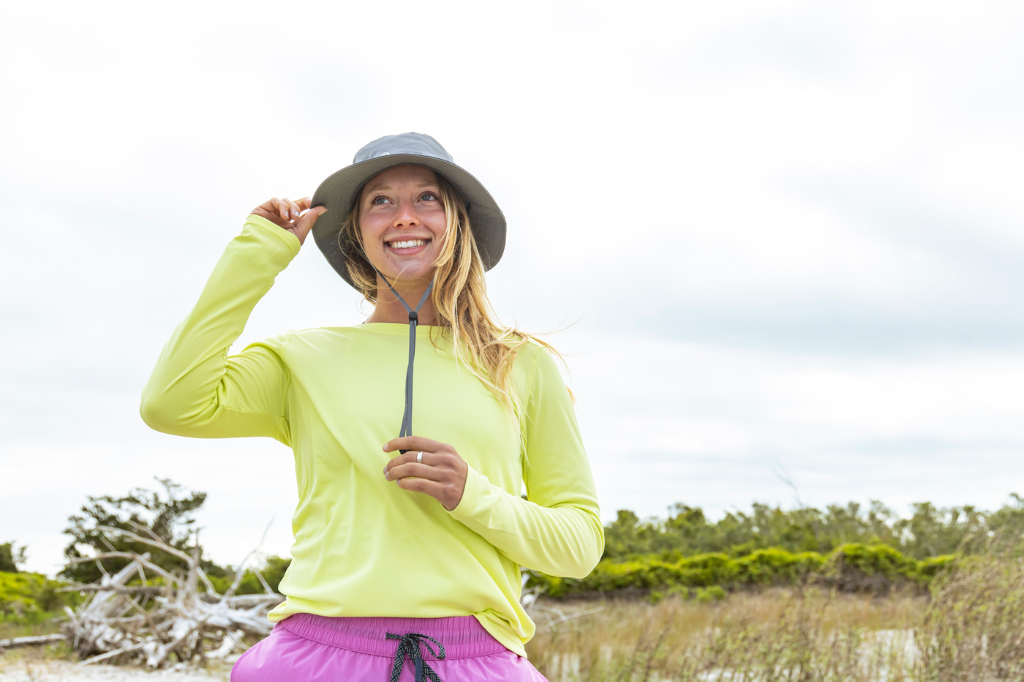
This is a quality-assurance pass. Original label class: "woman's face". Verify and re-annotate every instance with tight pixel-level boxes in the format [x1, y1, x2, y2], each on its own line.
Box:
[358, 164, 446, 285]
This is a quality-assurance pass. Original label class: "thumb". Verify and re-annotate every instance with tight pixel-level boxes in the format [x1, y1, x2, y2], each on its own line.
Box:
[294, 207, 328, 245]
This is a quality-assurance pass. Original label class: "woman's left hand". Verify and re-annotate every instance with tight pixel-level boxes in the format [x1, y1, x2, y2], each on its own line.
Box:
[383, 437, 468, 512]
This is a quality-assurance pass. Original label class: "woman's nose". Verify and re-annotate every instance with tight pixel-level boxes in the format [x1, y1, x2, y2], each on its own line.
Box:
[393, 199, 420, 226]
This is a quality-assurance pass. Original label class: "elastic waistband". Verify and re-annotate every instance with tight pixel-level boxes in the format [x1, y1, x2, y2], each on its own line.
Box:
[277, 613, 507, 660]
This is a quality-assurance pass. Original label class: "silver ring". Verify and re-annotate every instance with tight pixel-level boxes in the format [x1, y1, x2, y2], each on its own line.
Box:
[416, 451, 423, 463]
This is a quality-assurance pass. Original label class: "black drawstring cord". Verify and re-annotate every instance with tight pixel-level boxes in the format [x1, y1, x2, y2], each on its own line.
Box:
[373, 268, 435, 454]
[385, 631, 446, 682]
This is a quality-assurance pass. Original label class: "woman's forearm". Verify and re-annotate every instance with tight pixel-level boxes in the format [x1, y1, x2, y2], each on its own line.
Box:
[449, 466, 604, 579]
[139, 214, 300, 441]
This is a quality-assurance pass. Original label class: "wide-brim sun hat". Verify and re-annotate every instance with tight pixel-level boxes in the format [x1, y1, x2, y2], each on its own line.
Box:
[310, 132, 507, 290]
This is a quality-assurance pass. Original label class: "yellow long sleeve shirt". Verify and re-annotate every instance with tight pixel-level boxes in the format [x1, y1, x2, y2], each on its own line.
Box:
[139, 214, 604, 657]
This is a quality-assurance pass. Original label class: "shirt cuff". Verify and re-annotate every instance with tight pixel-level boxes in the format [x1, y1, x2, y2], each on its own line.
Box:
[448, 462, 489, 523]
[245, 213, 302, 257]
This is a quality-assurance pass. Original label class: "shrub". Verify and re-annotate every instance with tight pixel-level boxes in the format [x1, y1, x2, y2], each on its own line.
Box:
[731, 548, 825, 586]
[0, 572, 82, 621]
[526, 544, 955, 599]
[695, 586, 725, 603]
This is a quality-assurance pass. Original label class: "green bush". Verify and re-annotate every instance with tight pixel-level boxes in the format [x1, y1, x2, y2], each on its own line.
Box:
[0, 572, 83, 622]
[695, 586, 726, 603]
[829, 543, 919, 580]
[525, 544, 956, 598]
[917, 554, 957, 581]
[731, 548, 825, 585]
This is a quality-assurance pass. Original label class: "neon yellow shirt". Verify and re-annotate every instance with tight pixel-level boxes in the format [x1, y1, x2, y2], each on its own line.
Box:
[139, 214, 604, 657]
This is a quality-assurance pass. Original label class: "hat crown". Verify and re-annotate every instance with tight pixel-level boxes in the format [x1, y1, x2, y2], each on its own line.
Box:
[353, 132, 454, 164]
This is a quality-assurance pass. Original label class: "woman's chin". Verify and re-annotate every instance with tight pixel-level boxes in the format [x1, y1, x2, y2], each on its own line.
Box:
[376, 263, 434, 284]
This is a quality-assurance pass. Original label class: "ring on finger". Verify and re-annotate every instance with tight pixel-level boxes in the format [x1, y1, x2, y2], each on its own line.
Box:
[417, 451, 423, 463]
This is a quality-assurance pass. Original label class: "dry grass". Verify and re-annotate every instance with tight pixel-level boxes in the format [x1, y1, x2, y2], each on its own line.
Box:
[0, 618, 64, 641]
[914, 552, 1024, 681]
[527, 543, 1024, 682]
[525, 589, 925, 681]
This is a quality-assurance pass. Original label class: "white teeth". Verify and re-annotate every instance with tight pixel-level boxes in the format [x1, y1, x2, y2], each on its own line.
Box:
[388, 239, 428, 249]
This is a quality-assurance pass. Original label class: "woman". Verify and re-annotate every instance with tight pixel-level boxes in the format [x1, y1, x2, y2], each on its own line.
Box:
[140, 132, 604, 682]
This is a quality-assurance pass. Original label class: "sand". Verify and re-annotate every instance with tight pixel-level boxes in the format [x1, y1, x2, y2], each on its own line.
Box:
[0, 656, 234, 681]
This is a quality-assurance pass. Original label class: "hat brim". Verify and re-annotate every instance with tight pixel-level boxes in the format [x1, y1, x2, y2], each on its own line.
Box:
[310, 153, 506, 290]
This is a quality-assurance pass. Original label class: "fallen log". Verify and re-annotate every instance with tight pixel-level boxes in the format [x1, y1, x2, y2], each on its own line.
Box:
[0, 634, 66, 649]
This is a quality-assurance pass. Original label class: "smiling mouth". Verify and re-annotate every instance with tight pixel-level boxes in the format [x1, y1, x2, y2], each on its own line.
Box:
[385, 239, 432, 252]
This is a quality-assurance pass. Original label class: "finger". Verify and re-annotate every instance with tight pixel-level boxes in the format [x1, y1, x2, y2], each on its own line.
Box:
[251, 198, 287, 227]
[277, 198, 290, 221]
[293, 207, 327, 245]
[388, 462, 444, 482]
[387, 449, 436, 466]
[257, 197, 281, 213]
[384, 449, 435, 476]
[287, 198, 302, 221]
[384, 436, 443, 453]
[396, 477, 444, 497]
[297, 197, 312, 212]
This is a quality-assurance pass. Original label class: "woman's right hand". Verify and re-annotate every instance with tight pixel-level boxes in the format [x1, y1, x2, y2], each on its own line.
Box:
[251, 196, 327, 246]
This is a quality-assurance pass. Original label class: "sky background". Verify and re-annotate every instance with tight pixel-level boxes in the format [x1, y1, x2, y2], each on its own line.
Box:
[2, 0, 1023, 576]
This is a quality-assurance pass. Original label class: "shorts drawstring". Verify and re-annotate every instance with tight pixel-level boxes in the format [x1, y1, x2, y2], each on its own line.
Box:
[386, 631, 446, 682]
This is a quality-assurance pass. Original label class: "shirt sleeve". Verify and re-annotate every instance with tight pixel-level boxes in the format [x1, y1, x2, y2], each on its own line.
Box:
[139, 214, 301, 445]
[446, 344, 605, 579]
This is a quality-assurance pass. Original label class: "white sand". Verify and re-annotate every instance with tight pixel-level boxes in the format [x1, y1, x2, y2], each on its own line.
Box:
[0, 657, 233, 681]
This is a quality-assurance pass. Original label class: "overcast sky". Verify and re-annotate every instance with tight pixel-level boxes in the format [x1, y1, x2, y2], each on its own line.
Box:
[2, 1, 1023, 576]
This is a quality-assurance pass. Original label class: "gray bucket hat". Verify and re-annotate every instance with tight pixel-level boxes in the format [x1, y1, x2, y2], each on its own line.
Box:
[310, 132, 507, 290]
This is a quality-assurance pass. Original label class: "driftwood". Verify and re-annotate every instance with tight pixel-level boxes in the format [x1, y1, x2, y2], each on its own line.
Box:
[0, 634, 66, 649]
[58, 527, 283, 670]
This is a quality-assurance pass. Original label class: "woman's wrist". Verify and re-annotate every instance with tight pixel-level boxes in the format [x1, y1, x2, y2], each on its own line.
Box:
[244, 213, 303, 256]
[248, 196, 326, 246]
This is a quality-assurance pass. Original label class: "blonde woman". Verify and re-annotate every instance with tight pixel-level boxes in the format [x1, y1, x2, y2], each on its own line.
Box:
[140, 132, 604, 682]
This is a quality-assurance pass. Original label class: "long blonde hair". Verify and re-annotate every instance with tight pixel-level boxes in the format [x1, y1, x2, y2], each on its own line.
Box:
[338, 168, 576, 454]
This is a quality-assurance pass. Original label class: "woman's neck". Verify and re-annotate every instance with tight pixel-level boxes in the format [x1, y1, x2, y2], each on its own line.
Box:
[365, 276, 438, 325]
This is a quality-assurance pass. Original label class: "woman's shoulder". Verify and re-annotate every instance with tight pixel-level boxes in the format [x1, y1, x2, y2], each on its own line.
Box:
[242, 325, 377, 355]
[504, 334, 566, 386]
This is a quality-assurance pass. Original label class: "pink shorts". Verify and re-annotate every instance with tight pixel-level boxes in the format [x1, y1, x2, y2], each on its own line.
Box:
[230, 613, 550, 682]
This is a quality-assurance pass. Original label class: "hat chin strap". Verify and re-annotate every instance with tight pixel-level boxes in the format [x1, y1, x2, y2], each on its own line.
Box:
[373, 267, 435, 454]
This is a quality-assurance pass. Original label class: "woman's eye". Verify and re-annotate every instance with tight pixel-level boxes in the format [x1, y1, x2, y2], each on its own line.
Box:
[422, 192, 438, 201]
[372, 196, 390, 205]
